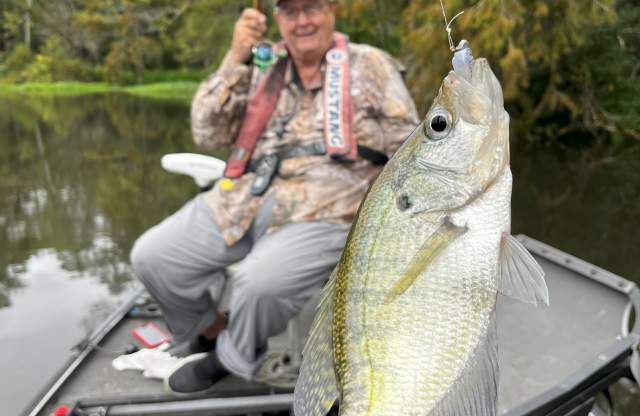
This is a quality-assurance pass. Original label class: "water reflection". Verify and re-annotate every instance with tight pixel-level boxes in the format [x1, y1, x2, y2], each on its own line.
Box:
[0, 93, 214, 308]
[0, 93, 214, 415]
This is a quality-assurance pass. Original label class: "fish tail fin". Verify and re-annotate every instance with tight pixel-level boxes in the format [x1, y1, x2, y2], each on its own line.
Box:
[293, 269, 340, 415]
[498, 234, 549, 306]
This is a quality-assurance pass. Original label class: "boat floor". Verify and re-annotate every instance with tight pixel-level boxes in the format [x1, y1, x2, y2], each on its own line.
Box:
[37, 237, 633, 415]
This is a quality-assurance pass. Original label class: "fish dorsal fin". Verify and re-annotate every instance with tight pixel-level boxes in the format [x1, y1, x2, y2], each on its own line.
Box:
[386, 218, 467, 304]
[293, 269, 339, 415]
[498, 234, 549, 306]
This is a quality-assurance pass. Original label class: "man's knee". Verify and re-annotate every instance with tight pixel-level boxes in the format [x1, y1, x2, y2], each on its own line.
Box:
[230, 259, 320, 315]
[231, 258, 286, 304]
[130, 231, 158, 284]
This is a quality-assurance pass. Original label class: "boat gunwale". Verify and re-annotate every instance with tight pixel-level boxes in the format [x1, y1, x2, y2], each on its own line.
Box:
[26, 236, 640, 416]
[504, 235, 640, 416]
[25, 286, 147, 416]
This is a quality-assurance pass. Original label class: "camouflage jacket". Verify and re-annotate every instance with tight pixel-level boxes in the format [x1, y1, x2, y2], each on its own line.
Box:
[191, 41, 419, 246]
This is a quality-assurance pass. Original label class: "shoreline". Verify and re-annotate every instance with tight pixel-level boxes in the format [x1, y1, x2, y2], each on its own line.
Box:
[0, 81, 199, 104]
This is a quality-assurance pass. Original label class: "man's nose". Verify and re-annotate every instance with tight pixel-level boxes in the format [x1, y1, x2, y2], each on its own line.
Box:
[293, 10, 312, 25]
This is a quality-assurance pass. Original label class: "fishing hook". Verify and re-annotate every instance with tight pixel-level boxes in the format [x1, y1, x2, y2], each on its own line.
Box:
[439, 0, 465, 51]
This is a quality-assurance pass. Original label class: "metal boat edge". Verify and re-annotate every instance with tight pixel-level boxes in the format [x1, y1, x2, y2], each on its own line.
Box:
[506, 235, 640, 416]
[25, 236, 640, 416]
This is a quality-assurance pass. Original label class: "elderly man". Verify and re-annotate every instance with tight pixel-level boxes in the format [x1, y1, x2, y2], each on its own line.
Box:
[130, 0, 418, 393]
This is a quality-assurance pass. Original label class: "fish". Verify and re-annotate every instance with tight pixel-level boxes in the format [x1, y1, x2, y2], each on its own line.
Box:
[293, 40, 549, 416]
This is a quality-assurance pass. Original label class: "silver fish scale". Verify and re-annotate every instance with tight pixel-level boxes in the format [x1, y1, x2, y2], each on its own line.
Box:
[336, 163, 512, 415]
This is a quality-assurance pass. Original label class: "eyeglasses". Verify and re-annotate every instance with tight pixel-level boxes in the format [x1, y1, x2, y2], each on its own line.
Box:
[275, 2, 326, 20]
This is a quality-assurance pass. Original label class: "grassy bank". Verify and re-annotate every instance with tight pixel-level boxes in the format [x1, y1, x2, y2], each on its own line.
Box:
[125, 81, 198, 104]
[0, 81, 199, 104]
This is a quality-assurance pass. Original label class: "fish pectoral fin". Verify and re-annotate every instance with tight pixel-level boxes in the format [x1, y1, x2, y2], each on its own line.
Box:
[498, 234, 549, 306]
[385, 218, 467, 304]
[293, 269, 339, 415]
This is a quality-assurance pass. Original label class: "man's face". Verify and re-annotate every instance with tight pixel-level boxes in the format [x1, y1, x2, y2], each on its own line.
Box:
[274, 0, 336, 58]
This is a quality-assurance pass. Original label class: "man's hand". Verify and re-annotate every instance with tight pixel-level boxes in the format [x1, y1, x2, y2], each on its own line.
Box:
[227, 8, 268, 65]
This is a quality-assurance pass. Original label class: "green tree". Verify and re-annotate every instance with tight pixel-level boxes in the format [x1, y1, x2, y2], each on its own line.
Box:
[0, 0, 638, 144]
[72, 0, 168, 83]
[37, 0, 104, 64]
[0, 2, 24, 53]
[399, 0, 638, 143]
[336, 0, 404, 54]
[171, 0, 238, 69]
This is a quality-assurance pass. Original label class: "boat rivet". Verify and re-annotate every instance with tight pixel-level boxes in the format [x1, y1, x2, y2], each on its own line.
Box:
[590, 269, 598, 275]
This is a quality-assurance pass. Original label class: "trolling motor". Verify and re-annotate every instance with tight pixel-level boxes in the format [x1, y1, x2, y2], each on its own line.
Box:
[160, 153, 226, 189]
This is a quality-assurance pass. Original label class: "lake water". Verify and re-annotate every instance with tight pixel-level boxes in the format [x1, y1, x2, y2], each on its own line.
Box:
[0, 93, 638, 415]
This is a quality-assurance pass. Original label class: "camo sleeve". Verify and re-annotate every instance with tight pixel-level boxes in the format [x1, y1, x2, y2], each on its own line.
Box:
[190, 55, 255, 150]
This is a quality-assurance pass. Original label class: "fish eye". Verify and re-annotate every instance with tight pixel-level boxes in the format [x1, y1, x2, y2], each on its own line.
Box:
[424, 108, 453, 141]
[431, 115, 447, 132]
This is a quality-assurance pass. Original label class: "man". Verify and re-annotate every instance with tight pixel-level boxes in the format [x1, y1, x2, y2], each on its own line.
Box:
[130, 0, 418, 393]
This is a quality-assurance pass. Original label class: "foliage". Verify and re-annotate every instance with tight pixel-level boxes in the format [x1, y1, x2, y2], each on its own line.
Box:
[74, 0, 171, 83]
[337, 0, 404, 54]
[0, 44, 34, 82]
[337, 0, 639, 143]
[0, 0, 638, 143]
[141, 68, 207, 83]
[172, 0, 237, 70]
[23, 37, 97, 82]
[398, 0, 638, 143]
[585, 0, 640, 142]
[0, 5, 24, 52]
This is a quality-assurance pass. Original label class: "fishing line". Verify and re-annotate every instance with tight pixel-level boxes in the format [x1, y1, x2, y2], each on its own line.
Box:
[438, 0, 465, 51]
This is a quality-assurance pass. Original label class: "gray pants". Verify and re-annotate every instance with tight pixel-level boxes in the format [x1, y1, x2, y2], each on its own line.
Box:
[130, 193, 349, 380]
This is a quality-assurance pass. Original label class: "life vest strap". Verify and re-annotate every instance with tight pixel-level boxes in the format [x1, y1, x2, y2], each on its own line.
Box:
[247, 143, 387, 173]
[225, 33, 356, 179]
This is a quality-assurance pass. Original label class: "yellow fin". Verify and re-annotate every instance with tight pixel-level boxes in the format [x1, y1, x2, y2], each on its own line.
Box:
[385, 218, 467, 304]
[498, 234, 549, 306]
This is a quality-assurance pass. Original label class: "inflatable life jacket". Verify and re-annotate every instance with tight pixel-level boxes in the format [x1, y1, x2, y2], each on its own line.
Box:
[224, 33, 362, 179]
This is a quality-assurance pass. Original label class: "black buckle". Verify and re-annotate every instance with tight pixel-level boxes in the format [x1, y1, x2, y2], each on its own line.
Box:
[250, 154, 280, 196]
